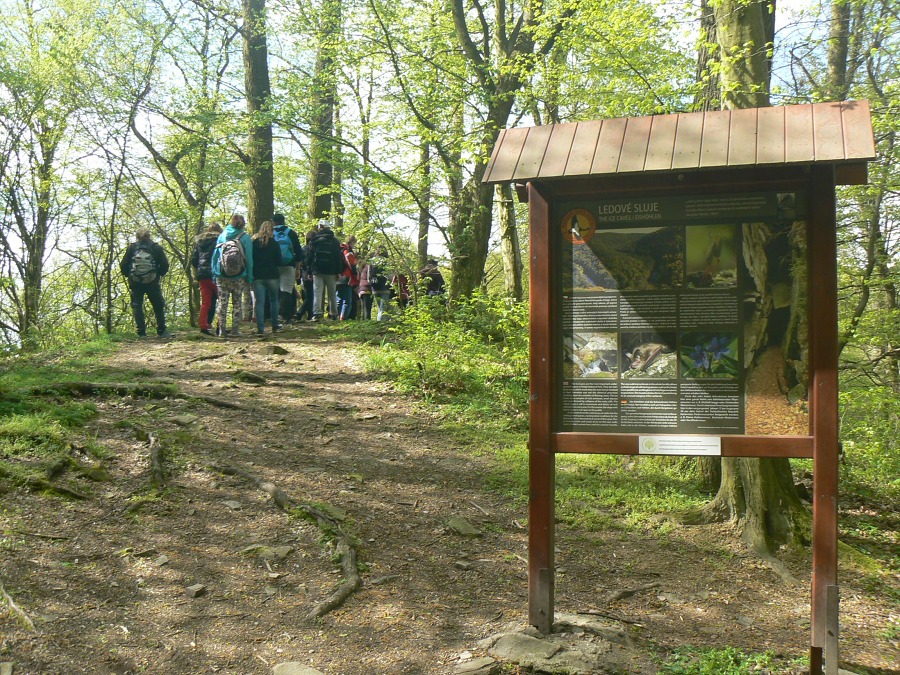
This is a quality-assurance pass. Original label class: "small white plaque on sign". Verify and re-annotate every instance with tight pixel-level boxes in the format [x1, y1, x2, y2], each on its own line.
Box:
[638, 435, 722, 456]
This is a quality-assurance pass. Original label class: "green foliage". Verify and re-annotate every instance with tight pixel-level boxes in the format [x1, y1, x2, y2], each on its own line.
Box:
[658, 646, 777, 675]
[0, 414, 70, 459]
[485, 441, 707, 531]
[363, 294, 529, 426]
[838, 386, 900, 494]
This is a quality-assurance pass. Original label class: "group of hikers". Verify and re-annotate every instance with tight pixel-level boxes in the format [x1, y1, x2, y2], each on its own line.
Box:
[119, 215, 446, 338]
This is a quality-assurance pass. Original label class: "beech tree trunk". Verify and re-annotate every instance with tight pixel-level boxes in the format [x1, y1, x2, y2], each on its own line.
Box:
[242, 0, 275, 228]
[307, 0, 341, 222]
[417, 142, 431, 268]
[702, 0, 808, 554]
[497, 183, 523, 301]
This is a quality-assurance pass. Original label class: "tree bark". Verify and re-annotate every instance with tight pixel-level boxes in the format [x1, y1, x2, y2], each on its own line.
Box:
[693, 0, 720, 111]
[417, 141, 431, 268]
[702, 0, 808, 555]
[307, 0, 341, 222]
[242, 0, 275, 228]
[497, 183, 523, 301]
[826, 0, 851, 100]
[713, 0, 772, 109]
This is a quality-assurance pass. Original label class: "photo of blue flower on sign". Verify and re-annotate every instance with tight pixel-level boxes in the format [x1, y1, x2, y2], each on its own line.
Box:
[680, 332, 739, 379]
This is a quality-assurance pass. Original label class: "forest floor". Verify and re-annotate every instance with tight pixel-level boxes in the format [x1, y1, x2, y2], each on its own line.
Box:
[1, 324, 898, 674]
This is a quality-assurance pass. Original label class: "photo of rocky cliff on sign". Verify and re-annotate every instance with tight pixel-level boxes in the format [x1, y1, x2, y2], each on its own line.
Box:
[566, 225, 684, 292]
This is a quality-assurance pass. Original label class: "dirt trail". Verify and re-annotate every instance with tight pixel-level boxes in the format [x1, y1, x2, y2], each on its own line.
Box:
[0, 327, 897, 674]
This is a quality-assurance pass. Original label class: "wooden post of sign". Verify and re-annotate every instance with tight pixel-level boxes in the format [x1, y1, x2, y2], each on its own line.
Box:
[528, 182, 555, 634]
[808, 166, 840, 675]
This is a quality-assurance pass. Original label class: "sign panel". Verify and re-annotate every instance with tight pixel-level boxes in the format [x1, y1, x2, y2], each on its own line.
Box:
[638, 435, 722, 455]
[557, 191, 810, 437]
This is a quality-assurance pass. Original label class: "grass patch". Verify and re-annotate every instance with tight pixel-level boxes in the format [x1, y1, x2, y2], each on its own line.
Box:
[658, 646, 779, 674]
[0, 414, 72, 459]
[480, 437, 706, 531]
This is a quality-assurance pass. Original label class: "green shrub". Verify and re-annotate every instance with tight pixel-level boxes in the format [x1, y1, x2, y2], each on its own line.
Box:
[364, 293, 529, 425]
[838, 386, 900, 494]
[659, 646, 777, 674]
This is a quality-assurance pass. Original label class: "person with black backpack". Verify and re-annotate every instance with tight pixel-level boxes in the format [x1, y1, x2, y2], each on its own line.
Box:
[363, 248, 391, 321]
[119, 228, 172, 338]
[190, 222, 222, 335]
[306, 221, 343, 321]
[211, 213, 254, 337]
[272, 213, 303, 324]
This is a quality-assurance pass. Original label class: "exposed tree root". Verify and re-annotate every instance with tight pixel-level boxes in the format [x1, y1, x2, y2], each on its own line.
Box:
[23, 477, 88, 500]
[185, 394, 242, 410]
[24, 381, 242, 410]
[26, 381, 179, 399]
[148, 433, 166, 488]
[186, 353, 228, 364]
[755, 552, 800, 585]
[1, 577, 37, 632]
[603, 581, 661, 604]
[303, 537, 361, 622]
[212, 463, 361, 621]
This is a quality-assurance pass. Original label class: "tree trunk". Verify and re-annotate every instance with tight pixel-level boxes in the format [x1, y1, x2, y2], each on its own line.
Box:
[826, 0, 851, 100]
[307, 0, 341, 222]
[417, 141, 431, 268]
[693, 0, 720, 111]
[333, 104, 345, 234]
[497, 183, 523, 301]
[242, 0, 275, 228]
[21, 127, 59, 349]
[713, 0, 771, 109]
[448, 174, 494, 298]
[702, 0, 808, 555]
[705, 457, 807, 551]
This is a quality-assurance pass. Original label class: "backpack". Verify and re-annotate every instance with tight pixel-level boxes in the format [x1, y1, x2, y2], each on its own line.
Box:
[195, 240, 215, 278]
[273, 226, 294, 265]
[313, 236, 341, 274]
[130, 244, 157, 283]
[218, 236, 247, 276]
[369, 259, 388, 291]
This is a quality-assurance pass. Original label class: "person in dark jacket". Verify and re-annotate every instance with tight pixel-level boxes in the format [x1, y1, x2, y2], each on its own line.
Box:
[272, 213, 304, 323]
[120, 228, 172, 338]
[419, 258, 446, 296]
[252, 220, 283, 335]
[363, 248, 391, 321]
[190, 222, 222, 335]
[306, 222, 343, 321]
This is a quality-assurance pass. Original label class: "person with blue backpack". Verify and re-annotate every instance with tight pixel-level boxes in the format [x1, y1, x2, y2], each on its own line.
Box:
[211, 214, 254, 337]
[272, 213, 304, 325]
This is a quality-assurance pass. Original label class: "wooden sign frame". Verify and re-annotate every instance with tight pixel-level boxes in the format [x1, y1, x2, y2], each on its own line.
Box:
[525, 165, 839, 674]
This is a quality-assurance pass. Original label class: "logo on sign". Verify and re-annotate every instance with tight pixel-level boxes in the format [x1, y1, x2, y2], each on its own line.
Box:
[561, 209, 597, 245]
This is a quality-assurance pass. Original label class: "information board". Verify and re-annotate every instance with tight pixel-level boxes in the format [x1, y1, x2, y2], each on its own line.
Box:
[557, 191, 810, 438]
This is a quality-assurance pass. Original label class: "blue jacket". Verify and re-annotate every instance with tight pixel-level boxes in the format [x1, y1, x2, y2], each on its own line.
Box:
[211, 225, 254, 282]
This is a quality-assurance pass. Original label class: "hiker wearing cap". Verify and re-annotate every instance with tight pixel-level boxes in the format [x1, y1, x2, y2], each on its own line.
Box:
[305, 221, 343, 321]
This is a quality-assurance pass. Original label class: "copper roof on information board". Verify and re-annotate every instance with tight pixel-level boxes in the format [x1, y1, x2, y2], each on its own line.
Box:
[483, 101, 876, 185]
